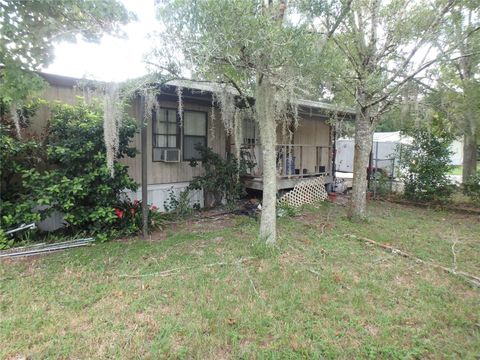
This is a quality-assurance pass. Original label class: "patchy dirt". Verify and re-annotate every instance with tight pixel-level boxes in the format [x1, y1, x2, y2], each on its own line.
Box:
[296, 210, 336, 234]
[146, 210, 239, 242]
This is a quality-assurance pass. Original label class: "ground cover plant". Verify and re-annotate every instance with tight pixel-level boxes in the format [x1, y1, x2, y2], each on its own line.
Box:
[1, 200, 478, 359]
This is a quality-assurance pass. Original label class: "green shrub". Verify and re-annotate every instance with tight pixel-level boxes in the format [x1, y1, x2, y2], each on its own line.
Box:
[0, 100, 147, 244]
[463, 170, 480, 204]
[399, 124, 454, 201]
[163, 187, 197, 218]
[188, 145, 254, 209]
[0, 124, 45, 229]
[370, 171, 392, 197]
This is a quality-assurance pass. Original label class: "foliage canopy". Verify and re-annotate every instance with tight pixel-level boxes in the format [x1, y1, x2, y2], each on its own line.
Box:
[0, 0, 134, 103]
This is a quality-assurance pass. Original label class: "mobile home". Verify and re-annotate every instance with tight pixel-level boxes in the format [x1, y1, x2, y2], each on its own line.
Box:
[33, 72, 356, 211]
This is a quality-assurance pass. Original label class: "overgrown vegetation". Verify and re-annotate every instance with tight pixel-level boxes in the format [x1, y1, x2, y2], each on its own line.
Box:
[463, 170, 480, 204]
[163, 188, 198, 218]
[0, 101, 162, 247]
[1, 201, 478, 358]
[400, 122, 454, 201]
[188, 145, 254, 209]
[369, 171, 393, 198]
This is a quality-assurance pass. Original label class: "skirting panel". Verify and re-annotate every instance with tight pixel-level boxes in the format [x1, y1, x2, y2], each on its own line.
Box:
[126, 182, 204, 212]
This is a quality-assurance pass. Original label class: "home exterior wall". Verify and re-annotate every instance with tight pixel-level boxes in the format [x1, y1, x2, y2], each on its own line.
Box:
[123, 97, 227, 186]
[29, 82, 227, 211]
[29, 82, 228, 186]
[293, 116, 331, 172]
[122, 97, 227, 211]
[30, 84, 84, 133]
[30, 78, 334, 210]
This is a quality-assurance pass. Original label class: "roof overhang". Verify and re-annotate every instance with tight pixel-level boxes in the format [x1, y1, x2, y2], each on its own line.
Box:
[36, 71, 356, 120]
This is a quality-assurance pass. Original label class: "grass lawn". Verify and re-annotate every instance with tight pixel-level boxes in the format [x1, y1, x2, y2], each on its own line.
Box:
[449, 165, 463, 176]
[1, 201, 479, 359]
[449, 162, 480, 176]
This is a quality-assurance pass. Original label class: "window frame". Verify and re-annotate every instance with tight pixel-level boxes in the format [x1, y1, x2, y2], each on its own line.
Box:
[182, 110, 208, 161]
[242, 117, 258, 145]
[152, 107, 180, 162]
[151, 107, 209, 163]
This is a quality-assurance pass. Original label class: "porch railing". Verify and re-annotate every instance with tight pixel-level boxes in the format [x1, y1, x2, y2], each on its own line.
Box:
[240, 143, 332, 179]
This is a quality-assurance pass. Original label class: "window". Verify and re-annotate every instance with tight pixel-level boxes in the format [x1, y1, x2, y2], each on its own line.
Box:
[242, 117, 258, 145]
[153, 108, 178, 148]
[183, 110, 207, 160]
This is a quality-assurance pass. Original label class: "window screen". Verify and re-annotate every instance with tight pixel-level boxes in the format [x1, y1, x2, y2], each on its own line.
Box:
[153, 108, 178, 149]
[183, 111, 207, 160]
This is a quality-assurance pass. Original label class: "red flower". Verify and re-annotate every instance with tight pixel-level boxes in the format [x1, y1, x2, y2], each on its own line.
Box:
[130, 208, 136, 216]
[150, 205, 158, 211]
[114, 208, 124, 219]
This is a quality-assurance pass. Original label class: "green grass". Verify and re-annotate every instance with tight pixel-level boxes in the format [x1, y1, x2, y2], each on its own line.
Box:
[449, 165, 463, 176]
[1, 201, 479, 359]
[449, 162, 480, 176]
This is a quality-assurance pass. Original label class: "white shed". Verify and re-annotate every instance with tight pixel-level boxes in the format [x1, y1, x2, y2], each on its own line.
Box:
[336, 131, 463, 176]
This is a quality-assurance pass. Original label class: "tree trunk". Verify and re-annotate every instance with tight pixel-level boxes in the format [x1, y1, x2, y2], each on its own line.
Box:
[462, 131, 477, 183]
[256, 75, 277, 244]
[459, 48, 477, 183]
[348, 106, 373, 221]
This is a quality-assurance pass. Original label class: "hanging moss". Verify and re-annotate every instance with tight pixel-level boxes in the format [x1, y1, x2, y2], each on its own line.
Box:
[209, 94, 216, 140]
[9, 103, 22, 139]
[217, 88, 236, 135]
[233, 109, 243, 160]
[176, 86, 183, 127]
[144, 89, 160, 122]
[103, 83, 121, 177]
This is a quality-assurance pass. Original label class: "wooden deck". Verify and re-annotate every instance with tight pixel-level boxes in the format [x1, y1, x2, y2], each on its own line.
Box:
[243, 174, 333, 191]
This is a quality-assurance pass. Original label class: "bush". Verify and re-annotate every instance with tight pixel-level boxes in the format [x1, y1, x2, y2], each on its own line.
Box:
[163, 187, 197, 218]
[0, 127, 44, 229]
[111, 199, 167, 238]
[463, 170, 480, 204]
[0, 100, 147, 244]
[399, 123, 454, 201]
[188, 145, 254, 209]
[370, 171, 392, 197]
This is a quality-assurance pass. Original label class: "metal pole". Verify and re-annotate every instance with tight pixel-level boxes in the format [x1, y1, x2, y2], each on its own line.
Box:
[331, 125, 337, 192]
[140, 94, 148, 239]
[374, 142, 379, 198]
[367, 146, 373, 191]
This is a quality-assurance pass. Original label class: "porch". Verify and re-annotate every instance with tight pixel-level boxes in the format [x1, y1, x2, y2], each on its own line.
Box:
[241, 144, 333, 190]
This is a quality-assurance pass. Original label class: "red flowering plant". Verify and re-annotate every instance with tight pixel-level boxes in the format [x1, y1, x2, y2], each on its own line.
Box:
[113, 199, 166, 235]
[114, 208, 125, 219]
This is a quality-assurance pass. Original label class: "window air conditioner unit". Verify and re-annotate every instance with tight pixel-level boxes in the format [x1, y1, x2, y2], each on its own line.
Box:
[154, 148, 181, 162]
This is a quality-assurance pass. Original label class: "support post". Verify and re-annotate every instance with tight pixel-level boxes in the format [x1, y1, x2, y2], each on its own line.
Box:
[140, 95, 148, 239]
[299, 145, 303, 178]
[331, 124, 337, 182]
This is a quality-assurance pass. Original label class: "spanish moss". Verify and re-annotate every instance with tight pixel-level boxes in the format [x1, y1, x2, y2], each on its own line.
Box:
[217, 88, 236, 135]
[176, 86, 183, 127]
[10, 103, 22, 139]
[103, 83, 121, 177]
[209, 94, 216, 140]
